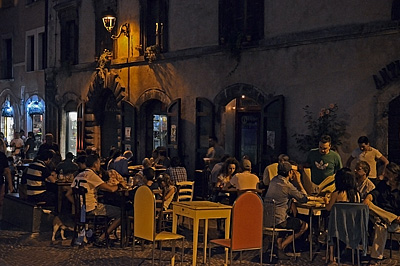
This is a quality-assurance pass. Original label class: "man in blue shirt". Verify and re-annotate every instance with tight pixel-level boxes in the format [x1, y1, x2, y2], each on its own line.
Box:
[264, 162, 308, 259]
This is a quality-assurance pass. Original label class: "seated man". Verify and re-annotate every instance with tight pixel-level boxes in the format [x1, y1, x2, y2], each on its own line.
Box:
[113, 150, 133, 178]
[56, 152, 78, 176]
[262, 154, 290, 187]
[264, 162, 309, 259]
[24, 149, 57, 206]
[354, 161, 375, 201]
[67, 154, 122, 246]
[229, 159, 259, 192]
[363, 162, 400, 264]
[165, 156, 187, 184]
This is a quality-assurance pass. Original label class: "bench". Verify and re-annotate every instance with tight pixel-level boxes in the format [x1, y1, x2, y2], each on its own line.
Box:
[2, 193, 53, 232]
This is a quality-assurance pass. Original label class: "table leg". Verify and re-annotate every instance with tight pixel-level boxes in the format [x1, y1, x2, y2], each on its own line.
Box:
[193, 218, 199, 266]
[309, 210, 313, 261]
[120, 195, 126, 248]
[203, 219, 209, 264]
[57, 187, 63, 213]
[225, 215, 231, 265]
[171, 213, 178, 266]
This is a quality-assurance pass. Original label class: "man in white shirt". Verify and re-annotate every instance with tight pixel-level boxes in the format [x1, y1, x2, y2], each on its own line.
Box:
[68, 154, 122, 246]
[346, 136, 389, 181]
[230, 159, 259, 191]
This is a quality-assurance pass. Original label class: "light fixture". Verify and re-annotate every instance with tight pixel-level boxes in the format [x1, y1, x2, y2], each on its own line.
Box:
[27, 100, 44, 115]
[1, 99, 13, 117]
[102, 9, 130, 39]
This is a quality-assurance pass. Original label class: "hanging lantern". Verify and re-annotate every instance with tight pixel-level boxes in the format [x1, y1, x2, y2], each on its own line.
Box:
[27, 100, 44, 115]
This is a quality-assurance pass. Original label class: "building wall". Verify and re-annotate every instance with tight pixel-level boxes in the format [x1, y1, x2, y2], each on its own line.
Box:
[48, 0, 400, 174]
[0, 0, 46, 136]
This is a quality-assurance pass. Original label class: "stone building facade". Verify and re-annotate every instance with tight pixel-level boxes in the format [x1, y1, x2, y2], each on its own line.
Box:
[42, 0, 400, 176]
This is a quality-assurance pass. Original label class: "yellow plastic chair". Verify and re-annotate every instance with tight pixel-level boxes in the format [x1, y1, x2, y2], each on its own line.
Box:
[176, 181, 194, 202]
[133, 185, 184, 265]
[209, 191, 263, 265]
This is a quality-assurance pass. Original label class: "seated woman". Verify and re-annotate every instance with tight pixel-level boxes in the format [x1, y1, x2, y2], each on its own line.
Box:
[213, 157, 239, 204]
[158, 174, 176, 210]
[324, 167, 360, 266]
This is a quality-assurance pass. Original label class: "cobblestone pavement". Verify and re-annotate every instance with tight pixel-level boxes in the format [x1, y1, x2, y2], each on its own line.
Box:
[1, 220, 400, 266]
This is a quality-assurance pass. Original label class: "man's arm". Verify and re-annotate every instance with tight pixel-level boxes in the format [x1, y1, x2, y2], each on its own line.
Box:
[98, 182, 119, 193]
[378, 155, 389, 180]
[345, 155, 355, 168]
[3, 168, 13, 193]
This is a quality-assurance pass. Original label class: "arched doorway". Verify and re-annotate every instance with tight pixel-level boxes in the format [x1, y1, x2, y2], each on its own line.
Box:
[210, 83, 285, 175]
[84, 67, 127, 157]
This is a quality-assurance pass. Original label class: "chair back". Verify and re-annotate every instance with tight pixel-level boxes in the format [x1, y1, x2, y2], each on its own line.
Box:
[328, 203, 369, 254]
[231, 191, 263, 250]
[176, 181, 194, 202]
[134, 186, 156, 241]
[72, 186, 88, 223]
[263, 198, 279, 229]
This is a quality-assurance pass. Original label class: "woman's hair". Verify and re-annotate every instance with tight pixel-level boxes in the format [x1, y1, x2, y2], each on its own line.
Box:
[221, 157, 239, 176]
[335, 167, 359, 202]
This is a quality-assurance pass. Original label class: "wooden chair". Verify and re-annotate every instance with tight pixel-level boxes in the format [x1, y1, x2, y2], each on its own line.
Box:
[209, 191, 263, 265]
[176, 181, 194, 202]
[133, 186, 184, 265]
[71, 186, 109, 247]
[263, 199, 297, 262]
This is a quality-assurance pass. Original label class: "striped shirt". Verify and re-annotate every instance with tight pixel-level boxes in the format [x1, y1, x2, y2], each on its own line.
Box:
[25, 160, 51, 195]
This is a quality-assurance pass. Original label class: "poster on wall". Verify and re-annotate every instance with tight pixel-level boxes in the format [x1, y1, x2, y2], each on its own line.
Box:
[171, 125, 176, 142]
[125, 127, 131, 141]
[267, 131, 275, 150]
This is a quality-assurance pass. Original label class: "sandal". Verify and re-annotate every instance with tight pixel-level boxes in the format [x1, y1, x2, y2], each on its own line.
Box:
[327, 261, 338, 266]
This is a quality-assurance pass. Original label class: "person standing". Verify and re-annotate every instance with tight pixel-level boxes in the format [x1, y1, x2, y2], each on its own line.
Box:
[0, 139, 14, 207]
[24, 132, 36, 160]
[346, 136, 389, 181]
[38, 133, 60, 155]
[301, 135, 342, 194]
[10, 132, 24, 158]
[204, 136, 225, 170]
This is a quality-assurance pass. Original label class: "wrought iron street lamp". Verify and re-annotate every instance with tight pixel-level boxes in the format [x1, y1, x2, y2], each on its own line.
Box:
[102, 9, 130, 39]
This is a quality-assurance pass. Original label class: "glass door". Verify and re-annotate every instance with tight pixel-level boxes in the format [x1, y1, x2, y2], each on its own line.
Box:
[153, 114, 167, 149]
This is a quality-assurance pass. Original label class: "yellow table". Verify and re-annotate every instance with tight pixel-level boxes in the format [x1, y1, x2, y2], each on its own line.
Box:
[171, 201, 232, 265]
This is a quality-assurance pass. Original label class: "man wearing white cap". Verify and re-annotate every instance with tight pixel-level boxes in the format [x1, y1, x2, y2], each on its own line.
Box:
[229, 159, 259, 191]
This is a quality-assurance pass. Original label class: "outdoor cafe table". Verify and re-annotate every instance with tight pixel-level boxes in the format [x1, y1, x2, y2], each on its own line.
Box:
[296, 199, 326, 261]
[171, 201, 232, 266]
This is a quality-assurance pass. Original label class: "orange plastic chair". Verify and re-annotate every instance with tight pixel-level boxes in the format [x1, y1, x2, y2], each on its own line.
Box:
[132, 186, 185, 265]
[208, 191, 263, 265]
